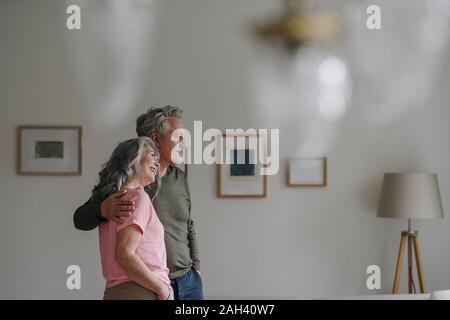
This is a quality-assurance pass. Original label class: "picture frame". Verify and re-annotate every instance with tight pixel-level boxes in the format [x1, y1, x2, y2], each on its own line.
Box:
[216, 132, 268, 198]
[287, 157, 327, 187]
[17, 125, 82, 176]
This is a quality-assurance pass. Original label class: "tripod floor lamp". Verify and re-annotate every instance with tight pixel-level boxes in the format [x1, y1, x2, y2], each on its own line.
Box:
[377, 173, 444, 294]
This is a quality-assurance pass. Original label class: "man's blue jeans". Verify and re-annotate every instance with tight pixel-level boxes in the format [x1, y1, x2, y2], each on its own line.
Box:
[170, 268, 204, 300]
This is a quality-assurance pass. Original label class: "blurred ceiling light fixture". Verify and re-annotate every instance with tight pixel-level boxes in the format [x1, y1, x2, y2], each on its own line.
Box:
[251, 0, 351, 122]
[253, 0, 343, 49]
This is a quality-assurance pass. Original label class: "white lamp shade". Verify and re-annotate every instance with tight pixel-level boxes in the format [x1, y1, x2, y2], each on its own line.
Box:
[377, 173, 444, 219]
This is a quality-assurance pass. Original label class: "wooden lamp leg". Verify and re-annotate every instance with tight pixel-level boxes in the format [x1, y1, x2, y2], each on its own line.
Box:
[392, 232, 408, 294]
[407, 232, 413, 293]
[412, 231, 427, 293]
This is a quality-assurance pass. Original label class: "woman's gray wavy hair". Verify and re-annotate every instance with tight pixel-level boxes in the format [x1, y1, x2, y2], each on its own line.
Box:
[136, 105, 183, 138]
[91, 137, 160, 203]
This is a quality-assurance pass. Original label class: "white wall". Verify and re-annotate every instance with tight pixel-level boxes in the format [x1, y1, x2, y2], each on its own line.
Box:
[1, 0, 449, 299]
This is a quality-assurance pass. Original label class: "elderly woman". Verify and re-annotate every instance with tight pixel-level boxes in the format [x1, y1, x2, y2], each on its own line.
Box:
[91, 137, 173, 300]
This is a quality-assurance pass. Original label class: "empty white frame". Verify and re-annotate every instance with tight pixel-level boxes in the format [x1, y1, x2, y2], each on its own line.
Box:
[288, 158, 327, 187]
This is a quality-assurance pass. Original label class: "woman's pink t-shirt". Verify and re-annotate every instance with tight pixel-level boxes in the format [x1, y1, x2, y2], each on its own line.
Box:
[98, 187, 170, 289]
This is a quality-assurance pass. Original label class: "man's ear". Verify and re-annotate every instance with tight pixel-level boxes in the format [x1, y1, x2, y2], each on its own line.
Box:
[150, 132, 160, 148]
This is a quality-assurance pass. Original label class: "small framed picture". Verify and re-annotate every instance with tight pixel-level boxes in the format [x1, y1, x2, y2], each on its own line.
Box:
[288, 157, 327, 187]
[17, 126, 82, 175]
[217, 133, 267, 198]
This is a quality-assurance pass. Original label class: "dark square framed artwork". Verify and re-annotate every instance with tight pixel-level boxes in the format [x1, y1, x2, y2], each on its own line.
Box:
[216, 132, 267, 198]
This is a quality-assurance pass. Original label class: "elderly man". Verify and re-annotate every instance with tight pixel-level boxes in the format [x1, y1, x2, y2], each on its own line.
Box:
[73, 105, 203, 300]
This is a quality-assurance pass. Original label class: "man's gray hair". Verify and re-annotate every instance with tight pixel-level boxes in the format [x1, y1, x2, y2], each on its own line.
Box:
[136, 105, 183, 138]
